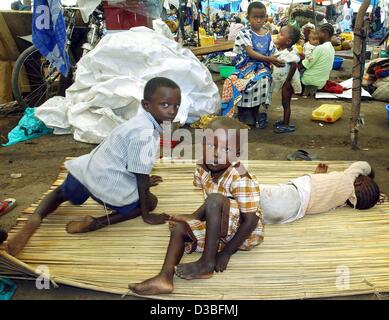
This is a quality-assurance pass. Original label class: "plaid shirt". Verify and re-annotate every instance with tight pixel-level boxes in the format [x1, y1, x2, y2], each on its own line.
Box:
[190, 161, 264, 252]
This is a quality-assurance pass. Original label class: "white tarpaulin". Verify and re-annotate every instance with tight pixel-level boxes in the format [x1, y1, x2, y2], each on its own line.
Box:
[35, 27, 220, 144]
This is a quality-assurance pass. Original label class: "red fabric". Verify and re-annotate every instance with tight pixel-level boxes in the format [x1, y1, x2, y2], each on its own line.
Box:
[322, 80, 344, 94]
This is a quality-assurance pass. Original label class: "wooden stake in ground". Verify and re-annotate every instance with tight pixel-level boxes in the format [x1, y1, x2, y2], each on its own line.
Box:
[351, 0, 370, 150]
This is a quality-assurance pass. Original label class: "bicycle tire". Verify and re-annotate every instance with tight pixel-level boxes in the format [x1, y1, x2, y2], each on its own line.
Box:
[12, 45, 63, 109]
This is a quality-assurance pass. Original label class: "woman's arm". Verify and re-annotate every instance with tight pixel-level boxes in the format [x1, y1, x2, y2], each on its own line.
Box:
[244, 45, 285, 67]
[215, 212, 259, 272]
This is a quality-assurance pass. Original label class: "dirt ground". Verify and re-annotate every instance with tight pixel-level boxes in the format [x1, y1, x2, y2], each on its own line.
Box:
[0, 60, 389, 299]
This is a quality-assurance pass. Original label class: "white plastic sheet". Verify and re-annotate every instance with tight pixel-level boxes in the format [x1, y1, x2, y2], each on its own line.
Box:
[35, 27, 220, 144]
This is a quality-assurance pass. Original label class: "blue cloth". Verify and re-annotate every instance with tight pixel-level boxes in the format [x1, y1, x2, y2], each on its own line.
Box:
[0, 278, 16, 300]
[2, 107, 53, 147]
[32, 0, 70, 76]
[61, 173, 140, 215]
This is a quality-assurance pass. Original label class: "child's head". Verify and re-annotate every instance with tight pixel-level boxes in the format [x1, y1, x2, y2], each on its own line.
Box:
[308, 30, 320, 46]
[202, 117, 247, 173]
[142, 77, 181, 124]
[351, 175, 380, 210]
[276, 25, 301, 49]
[234, 17, 242, 24]
[247, 1, 267, 32]
[318, 23, 334, 44]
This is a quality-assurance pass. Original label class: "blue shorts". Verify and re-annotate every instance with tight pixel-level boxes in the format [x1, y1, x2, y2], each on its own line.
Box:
[60, 174, 140, 215]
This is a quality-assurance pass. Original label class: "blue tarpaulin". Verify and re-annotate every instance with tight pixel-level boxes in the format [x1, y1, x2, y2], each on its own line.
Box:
[32, 0, 70, 77]
[2, 108, 53, 147]
[201, 0, 241, 12]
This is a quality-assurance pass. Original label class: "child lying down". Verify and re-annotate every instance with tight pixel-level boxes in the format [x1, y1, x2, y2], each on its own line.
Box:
[260, 161, 381, 225]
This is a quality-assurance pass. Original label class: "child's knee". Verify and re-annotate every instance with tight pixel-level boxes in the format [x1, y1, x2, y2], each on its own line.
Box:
[53, 187, 66, 202]
[171, 222, 188, 236]
[205, 193, 228, 209]
[148, 193, 158, 211]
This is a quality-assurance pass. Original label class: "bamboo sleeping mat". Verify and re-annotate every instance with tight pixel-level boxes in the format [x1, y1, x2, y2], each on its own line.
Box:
[1, 160, 389, 300]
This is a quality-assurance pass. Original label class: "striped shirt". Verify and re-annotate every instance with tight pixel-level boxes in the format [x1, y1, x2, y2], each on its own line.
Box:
[306, 161, 372, 214]
[65, 110, 162, 207]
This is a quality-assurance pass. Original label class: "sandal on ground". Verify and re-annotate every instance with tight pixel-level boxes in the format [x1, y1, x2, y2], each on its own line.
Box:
[287, 149, 318, 161]
[0, 199, 16, 217]
[273, 120, 296, 129]
[0, 229, 8, 244]
[274, 125, 296, 134]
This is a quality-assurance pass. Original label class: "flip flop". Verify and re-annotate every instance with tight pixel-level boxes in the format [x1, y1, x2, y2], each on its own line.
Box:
[287, 149, 318, 161]
[274, 125, 296, 134]
[273, 120, 296, 129]
[0, 199, 16, 217]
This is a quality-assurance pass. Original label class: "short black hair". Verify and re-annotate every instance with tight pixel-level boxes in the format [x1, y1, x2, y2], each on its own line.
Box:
[319, 23, 334, 37]
[353, 176, 381, 210]
[235, 17, 242, 24]
[285, 25, 301, 46]
[144, 77, 180, 101]
[247, 1, 266, 16]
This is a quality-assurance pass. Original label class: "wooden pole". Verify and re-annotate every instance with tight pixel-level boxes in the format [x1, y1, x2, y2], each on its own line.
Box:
[350, 0, 370, 150]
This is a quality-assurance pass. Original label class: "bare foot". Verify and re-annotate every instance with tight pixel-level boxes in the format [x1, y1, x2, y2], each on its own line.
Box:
[66, 216, 99, 234]
[175, 260, 214, 280]
[6, 214, 42, 256]
[169, 214, 195, 223]
[129, 274, 173, 295]
[314, 163, 328, 174]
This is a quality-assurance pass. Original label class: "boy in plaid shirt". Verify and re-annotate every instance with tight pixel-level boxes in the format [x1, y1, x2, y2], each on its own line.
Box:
[129, 117, 264, 295]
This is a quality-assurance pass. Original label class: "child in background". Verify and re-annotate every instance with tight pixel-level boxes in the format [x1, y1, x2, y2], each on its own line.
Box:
[272, 25, 302, 134]
[228, 17, 245, 41]
[129, 117, 264, 295]
[303, 30, 320, 59]
[6, 77, 181, 257]
[301, 23, 335, 97]
[222, 1, 284, 127]
[261, 162, 381, 225]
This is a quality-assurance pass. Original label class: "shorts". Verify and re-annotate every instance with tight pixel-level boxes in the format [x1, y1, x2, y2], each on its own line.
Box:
[60, 174, 140, 215]
[184, 198, 264, 254]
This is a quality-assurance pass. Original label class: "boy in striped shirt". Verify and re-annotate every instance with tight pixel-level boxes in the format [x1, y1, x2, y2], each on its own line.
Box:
[7, 77, 181, 256]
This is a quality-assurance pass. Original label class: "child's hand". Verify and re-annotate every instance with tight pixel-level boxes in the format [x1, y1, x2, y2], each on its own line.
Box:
[269, 56, 285, 68]
[143, 213, 170, 225]
[215, 251, 232, 272]
[169, 214, 194, 223]
[150, 175, 163, 187]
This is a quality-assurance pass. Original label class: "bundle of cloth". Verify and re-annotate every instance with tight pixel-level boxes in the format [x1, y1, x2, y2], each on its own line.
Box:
[362, 58, 389, 102]
[36, 27, 220, 144]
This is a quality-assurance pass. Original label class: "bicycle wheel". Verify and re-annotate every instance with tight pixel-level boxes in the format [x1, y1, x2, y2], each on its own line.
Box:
[12, 45, 62, 108]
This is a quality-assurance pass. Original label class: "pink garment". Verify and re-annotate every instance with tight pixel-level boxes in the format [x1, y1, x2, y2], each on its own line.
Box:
[228, 23, 245, 41]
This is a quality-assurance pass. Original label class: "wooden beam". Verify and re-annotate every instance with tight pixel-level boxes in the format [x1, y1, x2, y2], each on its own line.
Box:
[350, 0, 370, 150]
[0, 12, 20, 61]
[190, 41, 234, 56]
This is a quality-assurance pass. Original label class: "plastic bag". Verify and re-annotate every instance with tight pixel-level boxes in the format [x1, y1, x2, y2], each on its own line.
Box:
[2, 108, 53, 147]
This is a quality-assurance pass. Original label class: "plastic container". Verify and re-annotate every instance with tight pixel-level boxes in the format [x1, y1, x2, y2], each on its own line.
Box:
[340, 32, 353, 41]
[333, 56, 344, 70]
[200, 35, 215, 47]
[199, 27, 206, 36]
[386, 104, 389, 124]
[294, 44, 303, 55]
[380, 49, 389, 58]
[312, 104, 344, 123]
[220, 65, 236, 78]
[103, 1, 152, 30]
